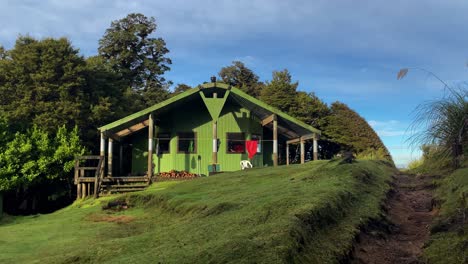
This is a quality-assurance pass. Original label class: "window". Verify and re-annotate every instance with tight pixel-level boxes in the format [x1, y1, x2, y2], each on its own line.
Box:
[177, 132, 197, 153]
[156, 133, 170, 154]
[227, 133, 245, 153]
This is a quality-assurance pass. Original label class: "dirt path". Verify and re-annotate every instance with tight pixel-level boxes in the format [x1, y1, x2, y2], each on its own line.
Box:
[350, 174, 435, 264]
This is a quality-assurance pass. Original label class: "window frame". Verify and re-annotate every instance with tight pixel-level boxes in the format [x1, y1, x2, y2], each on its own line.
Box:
[156, 132, 171, 154]
[177, 131, 197, 154]
[226, 132, 246, 154]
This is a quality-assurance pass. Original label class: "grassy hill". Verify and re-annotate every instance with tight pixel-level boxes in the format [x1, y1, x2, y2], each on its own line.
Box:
[0, 160, 396, 264]
[423, 166, 468, 264]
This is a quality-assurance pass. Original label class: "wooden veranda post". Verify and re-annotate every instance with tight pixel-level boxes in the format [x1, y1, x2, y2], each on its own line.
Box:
[212, 120, 218, 166]
[82, 183, 87, 198]
[100, 132, 105, 157]
[108, 138, 113, 177]
[273, 115, 278, 166]
[286, 143, 290, 166]
[300, 137, 305, 164]
[100, 132, 106, 192]
[77, 183, 82, 199]
[119, 145, 123, 175]
[313, 134, 318, 161]
[212, 92, 218, 171]
[148, 113, 154, 179]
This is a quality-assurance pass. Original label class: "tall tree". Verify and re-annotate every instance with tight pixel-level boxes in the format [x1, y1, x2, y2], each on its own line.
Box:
[80, 56, 138, 149]
[98, 13, 172, 107]
[0, 36, 86, 133]
[172, 83, 192, 96]
[290, 91, 330, 128]
[260, 69, 298, 113]
[323, 102, 393, 163]
[218, 61, 264, 97]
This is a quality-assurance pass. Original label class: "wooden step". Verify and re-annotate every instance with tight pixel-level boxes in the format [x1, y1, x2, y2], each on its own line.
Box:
[107, 184, 148, 188]
[102, 177, 149, 183]
[106, 187, 147, 193]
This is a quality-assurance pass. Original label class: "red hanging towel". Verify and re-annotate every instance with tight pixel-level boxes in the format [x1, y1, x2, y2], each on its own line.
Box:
[246, 140, 258, 159]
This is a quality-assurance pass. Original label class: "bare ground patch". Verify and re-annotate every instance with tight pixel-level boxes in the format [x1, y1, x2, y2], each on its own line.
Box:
[86, 213, 135, 224]
[349, 174, 436, 264]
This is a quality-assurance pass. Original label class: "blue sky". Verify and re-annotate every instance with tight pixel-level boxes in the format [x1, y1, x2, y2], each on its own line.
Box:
[1, 0, 467, 167]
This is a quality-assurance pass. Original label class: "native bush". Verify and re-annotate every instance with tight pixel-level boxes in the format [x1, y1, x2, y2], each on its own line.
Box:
[0, 124, 85, 212]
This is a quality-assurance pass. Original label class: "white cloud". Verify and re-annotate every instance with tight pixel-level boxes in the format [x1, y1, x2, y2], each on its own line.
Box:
[376, 130, 406, 137]
[368, 120, 400, 128]
[232, 55, 257, 66]
[367, 120, 409, 138]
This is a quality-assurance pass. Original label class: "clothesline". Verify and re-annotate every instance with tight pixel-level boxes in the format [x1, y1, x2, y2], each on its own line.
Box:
[156, 138, 311, 142]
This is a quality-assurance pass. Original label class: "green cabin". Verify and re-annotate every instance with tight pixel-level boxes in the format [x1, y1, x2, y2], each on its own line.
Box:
[97, 82, 321, 177]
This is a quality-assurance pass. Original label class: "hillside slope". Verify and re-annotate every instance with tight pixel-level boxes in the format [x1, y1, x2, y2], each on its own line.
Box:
[423, 167, 468, 263]
[0, 160, 396, 264]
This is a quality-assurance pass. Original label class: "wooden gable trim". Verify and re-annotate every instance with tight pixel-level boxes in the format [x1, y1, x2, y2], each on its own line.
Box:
[114, 119, 149, 138]
[261, 114, 277, 126]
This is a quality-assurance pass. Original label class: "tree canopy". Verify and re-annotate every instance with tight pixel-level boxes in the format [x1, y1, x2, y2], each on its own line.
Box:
[323, 102, 393, 163]
[219, 61, 264, 97]
[290, 91, 330, 128]
[260, 69, 298, 113]
[98, 13, 171, 107]
[172, 83, 192, 96]
[0, 36, 86, 133]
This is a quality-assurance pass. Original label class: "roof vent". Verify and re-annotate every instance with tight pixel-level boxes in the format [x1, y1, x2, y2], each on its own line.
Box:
[210, 76, 216, 83]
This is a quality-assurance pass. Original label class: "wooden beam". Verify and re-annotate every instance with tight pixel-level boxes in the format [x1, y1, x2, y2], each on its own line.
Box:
[286, 143, 290, 166]
[75, 167, 99, 170]
[287, 138, 301, 144]
[115, 119, 150, 137]
[261, 114, 276, 126]
[286, 133, 316, 144]
[301, 133, 315, 141]
[273, 117, 278, 167]
[77, 155, 101, 160]
[147, 114, 154, 179]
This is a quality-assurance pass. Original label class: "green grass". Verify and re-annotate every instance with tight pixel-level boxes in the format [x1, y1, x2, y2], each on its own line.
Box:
[0, 160, 395, 264]
[423, 167, 468, 264]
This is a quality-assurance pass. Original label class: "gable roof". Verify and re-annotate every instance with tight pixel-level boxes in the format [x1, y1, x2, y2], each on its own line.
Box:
[99, 82, 321, 139]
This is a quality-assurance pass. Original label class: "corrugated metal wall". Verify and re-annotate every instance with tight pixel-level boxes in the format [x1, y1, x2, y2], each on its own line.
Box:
[130, 94, 268, 176]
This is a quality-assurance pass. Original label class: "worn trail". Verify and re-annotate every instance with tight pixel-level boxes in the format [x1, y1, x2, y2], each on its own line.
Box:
[350, 174, 435, 264]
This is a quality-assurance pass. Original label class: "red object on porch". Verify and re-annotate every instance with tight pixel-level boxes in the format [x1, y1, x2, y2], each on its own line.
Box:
[246, 140, 258, 159]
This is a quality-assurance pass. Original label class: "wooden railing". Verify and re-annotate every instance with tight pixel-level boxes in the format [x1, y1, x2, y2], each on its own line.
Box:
[74, 155, 104, 199]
